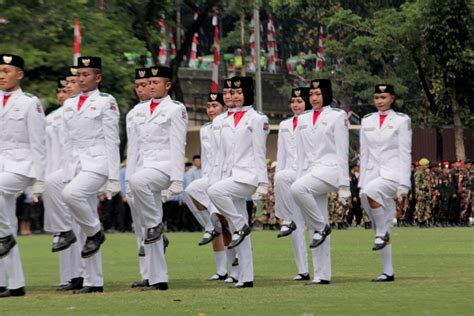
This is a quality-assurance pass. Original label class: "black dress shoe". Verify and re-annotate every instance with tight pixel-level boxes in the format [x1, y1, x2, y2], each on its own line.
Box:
[0, 235, 16, 258]
[52, 230, 77, 252]
[277, 221, 297, 238]
[145, 223, 164, 244]
[372, 233, 390, 251]
[0, 287, 5, 292]
[305, 280, 331, 285]
[81, 230, 106, 258]
[224, 276, 238, 284]
[233, 281, 253, 288]
[163, 234, 169, 252]
[293, 273, 310, 281]
[227, 225, 251, 249]
[231, 257, 239, 267]
[141, 282, 168, 291]
[199, 230, 220, 246]
[0, 287, 26, 297]
[138, 245, 145, 257]
[208, 273, 228, 281]
[309, 224, 331, 249]
[372, 273, 395, 282]
[73, 286, 103, 294]
[131, 279, 149, 288]
[57, 277, 83, 291]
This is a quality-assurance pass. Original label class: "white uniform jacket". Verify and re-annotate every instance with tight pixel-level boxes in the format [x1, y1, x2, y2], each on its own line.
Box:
[199, 122, 213, 179]
[213, 106, 269, 187]
[295, 106, 350, 188]
[359, 109, 412, 189]
[45, 107, 65, 176]
[62, 89, 120, 181]
[125, 102, 145, 181]
[276, 116, 298, 173]
[207, 111, 230, 184]
[0, 88, 46, 181]
[128, 95, 188, 182]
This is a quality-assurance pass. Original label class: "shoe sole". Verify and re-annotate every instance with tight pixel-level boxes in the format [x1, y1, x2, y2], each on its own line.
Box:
[52, 236, 78, 253]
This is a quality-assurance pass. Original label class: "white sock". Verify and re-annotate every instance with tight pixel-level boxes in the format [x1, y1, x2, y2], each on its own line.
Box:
[379, 244, 394, 276]
[370, 206, 386, 240]
[214, 250, 227, 275]
[226, 248, 238, 278]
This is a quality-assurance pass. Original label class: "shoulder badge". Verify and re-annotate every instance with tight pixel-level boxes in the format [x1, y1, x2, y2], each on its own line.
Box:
[68, 94, 78, 99]
[100, 92, 111, 97]
[203, 122, 211, 127]
[396, 112, 408, 117]
[256, 110, 266, 116]
[24, 92, 34, 98]
[332, 107, 343, 112]
[363, 113, 374, 119]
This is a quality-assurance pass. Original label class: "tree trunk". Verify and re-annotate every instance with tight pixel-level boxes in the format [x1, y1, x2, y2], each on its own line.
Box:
[449, 82, 466, 161]
[411, 49, 437, 112]
[240, 10, 246, 76]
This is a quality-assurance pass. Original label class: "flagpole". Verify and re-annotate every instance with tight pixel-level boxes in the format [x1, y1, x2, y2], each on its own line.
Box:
[254, 4, 262, 112]
[73, 17, 81, 66]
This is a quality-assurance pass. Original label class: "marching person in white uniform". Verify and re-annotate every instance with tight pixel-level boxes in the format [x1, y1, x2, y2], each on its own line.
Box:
[208, 76, 270, 288]
[0, 54, 46, 297]
[274, 87, 311, 281]
[183, 92, 231, 281]
[61, 56, 121, 294]
[290, 79, 350, 285]
[128, 66, 188, 291]
[43, 73, 86, 292]
[359, 84, 412, 282]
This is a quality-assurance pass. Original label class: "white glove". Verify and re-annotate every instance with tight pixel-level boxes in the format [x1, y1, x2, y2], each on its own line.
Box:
[161, 190, 171, 203]
[396, 185, 410, 199]
[338, 186, 351, 204]
[251, 183, 269, 201]
[105, 179, 121, 200]
[31, 181, 45, 203]
[168, 180, 183, 195]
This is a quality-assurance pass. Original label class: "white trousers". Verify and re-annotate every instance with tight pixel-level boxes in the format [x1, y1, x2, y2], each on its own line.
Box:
[0, 172, 31, 289]
[62, 170, 106, 287]
[128, 193, 148, 280]
[208, 177, 256, 283]
[274, 169, 308, 275]
[62, 171, 106, 237]
[43, 169, 73, 232]
[59, 220, 85, 284]
[291, 174, 335, 281]
[129, 168, 169, 284]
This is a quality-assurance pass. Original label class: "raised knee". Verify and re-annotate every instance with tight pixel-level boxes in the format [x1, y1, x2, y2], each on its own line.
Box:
[290, 181, 304, 197]
[62, 185, 78, 203]
[129, 174, 145, 193]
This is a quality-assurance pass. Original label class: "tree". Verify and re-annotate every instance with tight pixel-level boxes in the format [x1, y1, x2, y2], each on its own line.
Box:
[421, 0, 473, 160]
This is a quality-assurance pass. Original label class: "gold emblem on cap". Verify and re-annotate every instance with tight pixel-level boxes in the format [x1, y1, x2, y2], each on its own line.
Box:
[234, 80, 241, 88]
[312, 81, 320, 88]
[226, 80, 231, 87]
[294, 89, 301, 97]
[138, 70, 146, 78]
[60, 80, 67, 86]
[210, 93, 217, 101]
[151, 68, 158, 76]
[3, 55, 12, 64]
[82, 58, 91, 67]
[379, 85, 387, 92]
[70, 67, 78, 75]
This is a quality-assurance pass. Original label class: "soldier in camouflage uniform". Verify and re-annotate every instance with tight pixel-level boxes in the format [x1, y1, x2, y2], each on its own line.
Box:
[328, 192, 338, 227]
[457, 161, 472, 225]
[414, 158, 432, 227]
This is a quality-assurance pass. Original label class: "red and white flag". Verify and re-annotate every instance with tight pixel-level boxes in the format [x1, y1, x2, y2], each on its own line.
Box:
[188, 13, 199, 68]
[169, 31, 177, 59]
[315, 24, 325, 71]
[73, 17, 82, 65]
[158, 16, 168, 66]
[211, 14, 220, 92]
[249, 13, 256, 72]
[267, 13, 277, 73]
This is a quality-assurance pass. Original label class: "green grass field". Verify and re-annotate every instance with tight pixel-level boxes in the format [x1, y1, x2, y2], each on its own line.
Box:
[0, 228, 472, 315]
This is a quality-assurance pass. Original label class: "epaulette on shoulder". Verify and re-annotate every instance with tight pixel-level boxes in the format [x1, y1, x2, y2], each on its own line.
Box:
[100, 92, 111, 97]
[216, 111, 226, 118]
[255, 110, 266, 116]
[172, 100, 184, 105]
[138, 99, 148, 104]
[203, 122, 211, 126]
[363, 113, 374, 119]
[23, 92, 35, 98]
[68, 94, 78, 99]
[332, 107, 343, 112]
[396, 112, 408, 117]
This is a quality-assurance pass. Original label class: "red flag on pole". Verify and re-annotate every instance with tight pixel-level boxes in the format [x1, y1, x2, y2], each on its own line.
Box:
[211, 14, 220, 93]
[249, 13, 256, 72]
[315, 24, 325, 71]
[158, 15, 168, 66]
[73, 17, 82, 66]
[188, 13, 199, 68]
[267, 13, 276, 73]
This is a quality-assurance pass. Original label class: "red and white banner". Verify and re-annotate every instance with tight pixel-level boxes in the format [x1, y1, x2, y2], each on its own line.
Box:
[73, 17, 82, 65]
[169, 31, 177, 59]
[211, 14, 220, 92]
[188, 13, 199, 68]
[267, 13, 276, 73]
[315, 24, 325, 71]
[158, 16, 168, 66]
